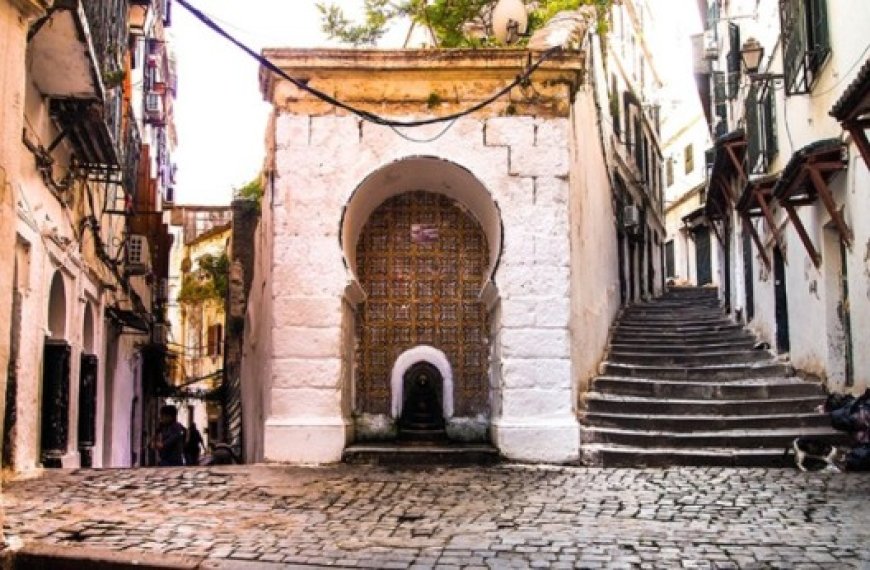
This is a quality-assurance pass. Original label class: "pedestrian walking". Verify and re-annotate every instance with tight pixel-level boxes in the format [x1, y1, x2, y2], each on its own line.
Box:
[185, 421, 205, 466]
[152, 405, 186, 467]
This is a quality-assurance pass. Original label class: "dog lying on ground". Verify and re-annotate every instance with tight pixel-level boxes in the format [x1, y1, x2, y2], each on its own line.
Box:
[784, 438, 845, 472]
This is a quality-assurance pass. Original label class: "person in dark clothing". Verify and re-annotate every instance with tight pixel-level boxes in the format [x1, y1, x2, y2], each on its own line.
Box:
[153, 405, 186, 466]
[184, 421, 205, 467]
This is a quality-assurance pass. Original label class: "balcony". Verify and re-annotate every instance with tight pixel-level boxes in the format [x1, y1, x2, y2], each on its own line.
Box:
[30, 1, 141, 194]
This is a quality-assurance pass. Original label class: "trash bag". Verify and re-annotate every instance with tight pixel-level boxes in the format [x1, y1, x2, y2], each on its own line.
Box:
[844, 444, 870, 472]
[829, 390, 870, 436]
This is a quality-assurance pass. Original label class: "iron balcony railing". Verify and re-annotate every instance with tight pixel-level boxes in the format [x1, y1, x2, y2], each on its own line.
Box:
[123, 103, 143, 197]
[81, 0, 130, 87]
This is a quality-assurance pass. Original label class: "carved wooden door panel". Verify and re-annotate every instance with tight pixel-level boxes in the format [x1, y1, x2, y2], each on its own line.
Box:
[356, 191, 489, 417]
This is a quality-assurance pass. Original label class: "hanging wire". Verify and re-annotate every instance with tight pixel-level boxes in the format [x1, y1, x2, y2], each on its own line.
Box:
[175, 0, 562, 128]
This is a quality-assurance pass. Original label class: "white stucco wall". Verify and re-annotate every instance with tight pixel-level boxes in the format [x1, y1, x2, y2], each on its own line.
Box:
[716, 0, 870, 392]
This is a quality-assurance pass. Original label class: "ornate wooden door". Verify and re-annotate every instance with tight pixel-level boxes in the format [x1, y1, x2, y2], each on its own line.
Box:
[355, 191, 489, 417]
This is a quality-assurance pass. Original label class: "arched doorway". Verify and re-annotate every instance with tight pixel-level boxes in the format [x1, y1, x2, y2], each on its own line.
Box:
[42, 271, 71, 467]
[78, 303, 98, 467]
[355, 191, 490, 422]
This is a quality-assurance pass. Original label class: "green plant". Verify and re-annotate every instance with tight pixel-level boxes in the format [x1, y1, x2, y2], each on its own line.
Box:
[177, 252, 229, 305]
[236, 176, 263, 203]
[317, 0, 613, 48]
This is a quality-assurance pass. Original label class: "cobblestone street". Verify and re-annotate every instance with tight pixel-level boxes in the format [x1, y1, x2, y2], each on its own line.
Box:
[3, 465, 870, 568]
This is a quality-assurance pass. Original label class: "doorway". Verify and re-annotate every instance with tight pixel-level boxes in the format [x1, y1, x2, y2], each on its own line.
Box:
[694, 226, 712, 285]
[742, 228, 755, 322]
[773, 246, 790, 353]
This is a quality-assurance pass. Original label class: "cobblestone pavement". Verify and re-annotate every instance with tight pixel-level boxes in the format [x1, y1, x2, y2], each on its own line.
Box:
[4, 464, 870, 568]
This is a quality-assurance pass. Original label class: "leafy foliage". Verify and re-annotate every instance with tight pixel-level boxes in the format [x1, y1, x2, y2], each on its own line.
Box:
[317, 0, 612, 48]
[177, 253, 229, 305]
[236, 176, 264, 203]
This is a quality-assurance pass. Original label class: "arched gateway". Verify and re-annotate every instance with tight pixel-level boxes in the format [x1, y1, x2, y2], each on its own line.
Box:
[342, 157, 502, 442]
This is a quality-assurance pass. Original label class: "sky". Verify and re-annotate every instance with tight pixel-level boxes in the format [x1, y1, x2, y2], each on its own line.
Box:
[170, 0, 701, 206]
[171, 0, 368, 205]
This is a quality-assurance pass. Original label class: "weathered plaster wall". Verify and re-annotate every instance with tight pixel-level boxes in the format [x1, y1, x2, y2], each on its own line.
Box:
[568, 70, 621, 399]
[722, 0, 870, 392]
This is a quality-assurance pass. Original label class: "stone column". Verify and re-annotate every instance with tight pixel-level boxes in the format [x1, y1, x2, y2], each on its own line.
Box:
[486, 117, 580, 463]
[262, 114, 354, 464]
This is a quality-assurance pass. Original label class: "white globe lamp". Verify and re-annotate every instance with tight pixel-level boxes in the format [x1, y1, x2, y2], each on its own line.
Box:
[492, 0, 528, 45]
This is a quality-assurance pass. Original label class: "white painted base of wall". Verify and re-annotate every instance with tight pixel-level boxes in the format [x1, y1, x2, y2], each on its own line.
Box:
[263, 418, 352, 464]
[59, 451, 80, 469]
[491, 417, 580, 463]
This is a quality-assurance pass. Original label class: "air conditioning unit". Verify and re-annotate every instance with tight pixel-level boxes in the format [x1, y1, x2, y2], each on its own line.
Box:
[126, 234, 151, 275]
[151, 323, 168, 345]
[624, 204, 640, 227]
[703, 30, 720, 60]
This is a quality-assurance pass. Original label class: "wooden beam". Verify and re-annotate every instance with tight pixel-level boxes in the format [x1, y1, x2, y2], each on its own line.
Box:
[807, 165, 853, 245]
[707, 200, 727, 247]
[783, 203, 821, 268]
[724, 144, 747, 185]
[847, 123, 870, 172]
[779, 167, 809, 202]
[754, 187, 782, 248]
[716, 178, 735, 205]
[741, 213, 771, 269]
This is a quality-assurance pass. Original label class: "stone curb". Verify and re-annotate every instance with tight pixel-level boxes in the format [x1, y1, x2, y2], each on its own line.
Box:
[0, 543, 307, 570]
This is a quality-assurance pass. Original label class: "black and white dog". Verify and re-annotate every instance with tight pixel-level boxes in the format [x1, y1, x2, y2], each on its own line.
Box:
[784, 438, 844, 472]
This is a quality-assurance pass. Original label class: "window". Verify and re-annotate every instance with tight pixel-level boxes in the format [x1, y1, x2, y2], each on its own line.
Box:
[745, 84, 778, 173]
[666, 159, 674, 187]
[207, 323, 223, 357]
[684, 144, 695, 175]
[727, 23, 741, 99]
[780, 0, 830, 95]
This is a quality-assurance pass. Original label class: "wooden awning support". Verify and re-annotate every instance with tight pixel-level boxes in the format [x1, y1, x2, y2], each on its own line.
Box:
[782, 203, 821, 268]
[740, 213, 771, 269]
[844, 119, 870, 170]
[754, 186, 782, 250]
[706, 200, 727, 247]
[774, 141, 849, 265]
[724, 141, 748, 186]
[807, 165, 853, 246]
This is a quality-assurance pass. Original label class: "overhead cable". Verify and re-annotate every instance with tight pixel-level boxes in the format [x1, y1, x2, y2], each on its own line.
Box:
[175, 0, 563, 128]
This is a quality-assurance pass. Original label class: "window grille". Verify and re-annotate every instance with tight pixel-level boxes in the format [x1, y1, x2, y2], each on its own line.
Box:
[780, 0, 830, 95]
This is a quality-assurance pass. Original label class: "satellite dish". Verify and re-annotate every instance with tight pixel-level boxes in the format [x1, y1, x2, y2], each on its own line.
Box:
[492, 0, 528, 45]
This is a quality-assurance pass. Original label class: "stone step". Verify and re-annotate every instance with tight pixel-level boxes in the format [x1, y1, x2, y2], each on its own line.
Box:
[610, 331, 756, 345]
[615, 322, 743, 334]
[581, 426, 845, 449]
[609, 340, 757, 353]
[342, 443, 500, 466]
[580, 444, 803, 468]
[582, 411, 831, 431]
[600, 361, 792, 380]
[620, 312, 726, 322]
[607, 349, 772, 366]
[590, 376, 825, 399]
[584, 393, 823, 415]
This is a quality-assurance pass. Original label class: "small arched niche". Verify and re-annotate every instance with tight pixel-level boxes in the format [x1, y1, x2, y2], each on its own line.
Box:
[47, 271, 67, 340]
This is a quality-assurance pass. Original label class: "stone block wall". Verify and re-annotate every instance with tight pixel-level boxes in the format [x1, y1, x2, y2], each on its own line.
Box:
[258, 107, 593, 463]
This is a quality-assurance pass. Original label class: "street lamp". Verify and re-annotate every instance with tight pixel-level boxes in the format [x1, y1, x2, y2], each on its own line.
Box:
[740, 37, 765, 74]
[740, 37, 783, 89]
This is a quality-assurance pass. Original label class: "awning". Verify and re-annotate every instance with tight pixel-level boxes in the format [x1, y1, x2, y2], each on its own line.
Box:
[106, 305, 150, 333]
[705, 129, 747, 220]
[830, 57, 870, 170]
[772, 138, 849, 267]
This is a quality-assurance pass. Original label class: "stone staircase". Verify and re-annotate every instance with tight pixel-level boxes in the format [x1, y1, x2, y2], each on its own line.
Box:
[581, 286, 843, 467]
